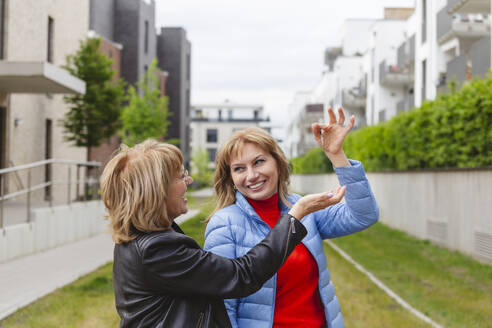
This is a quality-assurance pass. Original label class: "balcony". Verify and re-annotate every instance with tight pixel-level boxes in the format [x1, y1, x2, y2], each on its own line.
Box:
[341, 88, 366, 112]
[470, 36, 491, 77]
[437, 9, 490, 45]
[396, 93, 415, 113]
[0, 61, 85, 94]
[449, 0, 490, 14]
[379, 60, 414, 87]
[397, 34, 416, 68]
[447, 52, 468, 86]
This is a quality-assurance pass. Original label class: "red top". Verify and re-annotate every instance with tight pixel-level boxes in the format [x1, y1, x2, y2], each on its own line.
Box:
[247, 194, 325, 327]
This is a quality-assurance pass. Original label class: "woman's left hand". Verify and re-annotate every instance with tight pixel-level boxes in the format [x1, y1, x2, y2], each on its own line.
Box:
[312, 107, 354, 167]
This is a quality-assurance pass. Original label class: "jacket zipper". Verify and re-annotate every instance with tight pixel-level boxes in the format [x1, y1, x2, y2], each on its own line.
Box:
[281, 217, 296, 264]
[196, 312, 204, 328]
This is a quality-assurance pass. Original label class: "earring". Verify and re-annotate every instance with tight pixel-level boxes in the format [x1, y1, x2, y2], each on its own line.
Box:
[233, 184, 237, 191]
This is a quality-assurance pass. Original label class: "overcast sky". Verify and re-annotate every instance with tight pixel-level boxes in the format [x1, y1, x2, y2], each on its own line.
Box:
[155, 0, 415, 128]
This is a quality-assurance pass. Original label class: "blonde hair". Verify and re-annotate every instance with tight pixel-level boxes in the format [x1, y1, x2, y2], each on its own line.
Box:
[100, 139, 183, 243]
[209, 127, 291, 221]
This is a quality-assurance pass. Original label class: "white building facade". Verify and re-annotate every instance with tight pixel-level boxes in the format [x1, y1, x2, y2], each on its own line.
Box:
[0, 0, 89, 204]
[190, 103, 269, 164]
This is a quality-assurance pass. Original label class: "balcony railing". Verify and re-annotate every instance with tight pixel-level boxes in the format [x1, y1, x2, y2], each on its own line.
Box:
[0, 159, 100, 228]
[448, 0, 490, 15]
[341, 89, 366, 111]
[447, 52, 468, 85]
[397, 34, 416, 68]
[379, 60, 414, 87]
[437, 9, 490, 45]
[470, 36, 491, 77]
[397, 100, 405, 113]
[191, 117, 268, 123]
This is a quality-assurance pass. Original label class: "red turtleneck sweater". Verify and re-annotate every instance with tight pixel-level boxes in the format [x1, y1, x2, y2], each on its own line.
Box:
[247, 193, 325, 327]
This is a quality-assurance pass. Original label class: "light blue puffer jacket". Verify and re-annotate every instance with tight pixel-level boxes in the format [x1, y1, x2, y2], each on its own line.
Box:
[204, 160, 379, 328]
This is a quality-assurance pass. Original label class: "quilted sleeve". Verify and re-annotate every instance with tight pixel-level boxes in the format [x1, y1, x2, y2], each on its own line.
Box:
[204, 213, 240, 327]
[315, 159, 379, 239]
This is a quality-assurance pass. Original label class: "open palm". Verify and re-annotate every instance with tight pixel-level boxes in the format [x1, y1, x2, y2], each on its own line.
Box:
[312, 107, 354, 156]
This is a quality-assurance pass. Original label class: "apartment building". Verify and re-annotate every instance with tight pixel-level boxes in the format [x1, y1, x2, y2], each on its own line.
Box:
[190, 102, 269, 164]
[157, 27, 192, 167]
[0, 0, 88, 203]
[365, 9, 413, 125]
[88, 0, 175, 168]
[435, 0, 491, 94]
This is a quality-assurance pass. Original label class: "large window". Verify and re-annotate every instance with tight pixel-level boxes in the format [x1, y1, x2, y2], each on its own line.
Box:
[207, 148, 217, 162]
[47, 16, 54, 63]
[144, 20, 149, 54]
[421, 0, 427, 44]
[378, 109, 386, 123]
[206, 128, 217, 143]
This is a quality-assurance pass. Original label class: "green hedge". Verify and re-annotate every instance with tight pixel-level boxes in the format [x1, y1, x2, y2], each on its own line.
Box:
[291, 148, 334, 174]
[292, 73, 492, 173]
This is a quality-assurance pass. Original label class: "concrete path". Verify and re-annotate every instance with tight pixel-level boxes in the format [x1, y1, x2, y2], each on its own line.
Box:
[188, 187, 214, 198]
[0, 209, 200, 321]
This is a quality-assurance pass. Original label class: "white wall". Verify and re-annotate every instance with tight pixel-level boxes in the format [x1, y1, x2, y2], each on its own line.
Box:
[0, 201, 106, 263]
[291, 169, 492, 264]
[339, 19, 377, 56]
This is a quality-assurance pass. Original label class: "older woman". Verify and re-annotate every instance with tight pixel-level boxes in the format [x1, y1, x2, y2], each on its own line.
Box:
[204, 108, 379, 328]
[101, 139, 345, 328]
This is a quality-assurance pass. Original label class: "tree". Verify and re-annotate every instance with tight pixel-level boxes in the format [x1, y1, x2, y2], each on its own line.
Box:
[61, 37, 125, 160]
[191, 148, 213, 188]
[120, 59, 170, 146]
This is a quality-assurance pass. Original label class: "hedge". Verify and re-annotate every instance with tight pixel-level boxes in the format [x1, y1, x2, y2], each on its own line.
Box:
[291, 72, 492, 174]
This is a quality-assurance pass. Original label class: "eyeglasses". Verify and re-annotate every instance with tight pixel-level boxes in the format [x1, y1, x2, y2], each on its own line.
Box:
[180, 169, 189, 182]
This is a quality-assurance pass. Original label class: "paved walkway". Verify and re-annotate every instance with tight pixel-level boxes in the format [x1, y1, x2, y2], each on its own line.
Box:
[0, 208, 200, 321]
[188, 187, 214, 198]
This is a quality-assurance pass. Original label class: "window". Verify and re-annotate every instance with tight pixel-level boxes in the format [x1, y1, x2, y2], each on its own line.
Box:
[207, 148, 217, 162]
[186, 53, 191, 81]
[421, 0, 427, 44]
[45, 119, 53, 200]
[144, 20, 149, 54]
[47, 16, 54, 63]
[378, 109, 386, 122]
[422, 59, 427, 101]
[206, 129, 217, 143]
[0, 0, 5, 59]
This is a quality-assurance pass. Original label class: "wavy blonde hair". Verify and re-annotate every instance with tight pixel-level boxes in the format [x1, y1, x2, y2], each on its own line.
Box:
[208, 127, 291, 221]
[101, 139, 183, 243]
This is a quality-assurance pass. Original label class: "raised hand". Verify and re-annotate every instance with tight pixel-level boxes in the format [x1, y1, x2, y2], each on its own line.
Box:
[312, 107, 354, 156]
[288, 186, 346, 220]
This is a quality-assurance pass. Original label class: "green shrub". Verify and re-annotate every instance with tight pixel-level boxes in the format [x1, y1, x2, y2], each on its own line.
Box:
[191, 148, 213, 188]
[291, 148, 333, 174]
[292, 72, 492, 172]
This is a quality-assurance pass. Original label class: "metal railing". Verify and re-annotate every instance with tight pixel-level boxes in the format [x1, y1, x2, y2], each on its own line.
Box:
[0, 159, 101, 228]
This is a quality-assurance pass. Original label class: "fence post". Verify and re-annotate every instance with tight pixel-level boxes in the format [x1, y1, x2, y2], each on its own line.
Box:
[68, 166, 71, 205]
[76, 164, 80, 201]
[83, 166, 87, 202]
[49, 162, 53, 208]
[27, 169, 31, 223]
[0, 177, 4, 229]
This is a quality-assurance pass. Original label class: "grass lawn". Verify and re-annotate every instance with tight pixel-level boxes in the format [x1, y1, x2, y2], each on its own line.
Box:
[2, 195, 490, 327]
[331, 222, 492, 328]
[0, 263, 118, 328]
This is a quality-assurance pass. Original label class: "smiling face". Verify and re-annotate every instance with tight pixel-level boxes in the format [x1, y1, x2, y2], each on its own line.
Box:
[230, 143, 279, 201]
[166, 168, 192, 220]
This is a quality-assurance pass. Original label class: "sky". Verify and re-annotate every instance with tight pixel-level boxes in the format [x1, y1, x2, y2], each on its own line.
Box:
[155, 0, 415, 131]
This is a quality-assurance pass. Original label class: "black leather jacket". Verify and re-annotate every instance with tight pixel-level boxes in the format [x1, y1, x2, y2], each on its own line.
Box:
[113, 213, 307, 327]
